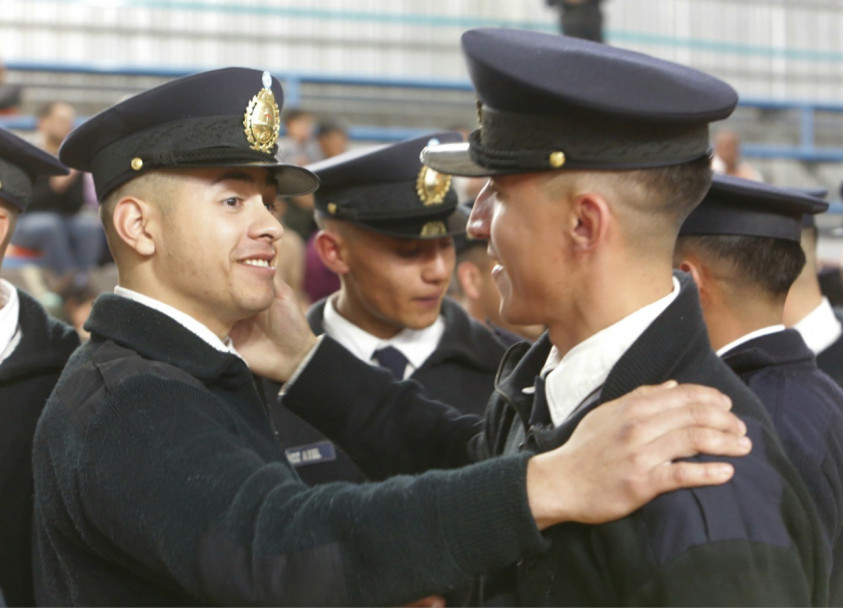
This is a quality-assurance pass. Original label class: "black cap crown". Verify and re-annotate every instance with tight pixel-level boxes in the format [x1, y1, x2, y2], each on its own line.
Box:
[310, 132, 465, 239]
[680, 175, 828, 242]
[59, 67, 319, 200]
[422, 28, 738, 177]
[0, 127, 68, 212]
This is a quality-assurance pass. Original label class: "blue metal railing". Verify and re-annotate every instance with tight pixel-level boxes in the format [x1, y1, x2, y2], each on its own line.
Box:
[3, 61, 843, 161]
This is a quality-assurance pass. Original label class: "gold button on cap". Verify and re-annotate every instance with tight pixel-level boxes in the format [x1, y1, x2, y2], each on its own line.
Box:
[131, 157, 143, 171]
[549, 151, 566, 168]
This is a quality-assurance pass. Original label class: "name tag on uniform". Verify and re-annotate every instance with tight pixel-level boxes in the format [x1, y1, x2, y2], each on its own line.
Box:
[285, 440, 337, 467]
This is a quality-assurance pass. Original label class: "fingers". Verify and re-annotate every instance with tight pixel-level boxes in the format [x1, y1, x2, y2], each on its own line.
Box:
[648, 460, 736, 495]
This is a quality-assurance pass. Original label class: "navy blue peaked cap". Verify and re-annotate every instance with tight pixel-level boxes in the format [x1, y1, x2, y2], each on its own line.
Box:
[680, 174, 828, 242]
[0, 127, 68, 212]
[59, 67, 319, 200]
[422, 28, 738, 176]
[309, 131, 465, 239]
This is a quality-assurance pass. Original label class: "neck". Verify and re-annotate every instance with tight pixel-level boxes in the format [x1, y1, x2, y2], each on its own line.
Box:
[334, 291, 401, 340]
[547, 261, 675, 356]
[783, 272, 823, 326]
[705, 297, 783, 352]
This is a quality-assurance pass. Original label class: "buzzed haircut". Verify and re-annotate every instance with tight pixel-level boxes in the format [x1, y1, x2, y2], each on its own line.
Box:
[36, 100, 69, 119]
[678, 234, 807, 298]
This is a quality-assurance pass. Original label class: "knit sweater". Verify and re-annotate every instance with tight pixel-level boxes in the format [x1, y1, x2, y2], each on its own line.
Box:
[32, 294, 546, 606]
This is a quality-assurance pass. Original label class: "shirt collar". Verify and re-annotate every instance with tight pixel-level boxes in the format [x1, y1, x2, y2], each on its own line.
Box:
[542, 276, 681, 427]
[322, 296, 445, 371]
[113, 286, 240, 357]
[716, 324, 786, 357]
[792, 297, 842, 356]
[0, 279, 21, 365]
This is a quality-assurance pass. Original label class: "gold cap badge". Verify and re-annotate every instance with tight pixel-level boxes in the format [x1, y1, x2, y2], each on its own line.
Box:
[243, 71, 280, 154]
[416, 166, 451, 206]
[420, 221, 447, 237]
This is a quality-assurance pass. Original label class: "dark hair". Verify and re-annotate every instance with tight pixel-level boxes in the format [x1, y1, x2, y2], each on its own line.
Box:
[282, 108, 313, 124]
[628, 155, 713, 223]
[680, 234, 806, 297]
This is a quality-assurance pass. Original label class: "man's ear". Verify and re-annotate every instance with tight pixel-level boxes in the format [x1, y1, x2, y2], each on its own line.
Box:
[570, 193, 610, 252]
[456, 260, 482, 301]
[314, 229, 349, 275]
[112, 197, 156, 257]
[677, 256, 710, 306]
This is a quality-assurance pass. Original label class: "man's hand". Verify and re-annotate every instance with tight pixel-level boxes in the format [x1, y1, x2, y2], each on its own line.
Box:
[230, 274, 318, 381]
[526, 381, 751, 530]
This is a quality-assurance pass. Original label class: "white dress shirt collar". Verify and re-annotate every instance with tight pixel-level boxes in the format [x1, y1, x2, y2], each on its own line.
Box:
[793, 297, 842, 356]
[0, 279, 21, 365]
[114, 286, 240, 357]
[322, 296, 445, 377]
[541, 276, 681, 427]
[716, 325, 786, 357]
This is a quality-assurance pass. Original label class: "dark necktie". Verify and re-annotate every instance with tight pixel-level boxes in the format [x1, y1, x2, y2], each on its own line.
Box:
[528, 375, 552, 427]
[373, 346, 409, 380]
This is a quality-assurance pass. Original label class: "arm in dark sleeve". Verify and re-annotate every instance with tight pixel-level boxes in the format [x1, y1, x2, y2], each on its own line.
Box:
[280, 336, 489, 479]
[77, 376, 543, 606]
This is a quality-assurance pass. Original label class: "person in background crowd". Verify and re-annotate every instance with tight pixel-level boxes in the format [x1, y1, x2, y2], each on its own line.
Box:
[270, 28, 828, 604]
[0, 127, 79, 607]
[10, 101, 104, 295]
[30, 67, 751, 606]
[0, 59, 22, 115]
[546, 0, 605, 42]
[675, 174, 843, 604]
[712, 129, 762, 181]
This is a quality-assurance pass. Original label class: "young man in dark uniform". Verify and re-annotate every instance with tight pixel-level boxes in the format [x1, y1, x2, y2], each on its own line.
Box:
[31, 67, 751, 607]
[261, 29, 829, 604]
[0, 128, 79, 607]
[675, 174, 843, 604]
[267, 132, 510, 484]
[784, 194, 843, 388]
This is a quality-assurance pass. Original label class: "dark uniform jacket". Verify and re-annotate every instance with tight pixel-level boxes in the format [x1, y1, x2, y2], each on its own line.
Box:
[0, 288, 78, 607]
[722, 329, 843, 605]
[815, 308, 843, 390]
[31, 294, 548, 607]
[264, 297, 507, 485]
[281, 274, 829, 605]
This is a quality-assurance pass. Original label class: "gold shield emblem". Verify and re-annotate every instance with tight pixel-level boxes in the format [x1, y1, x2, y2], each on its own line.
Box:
[420, 221, 447, 237]
[416, 166, 452, 206]
[243, 71, 280, 153]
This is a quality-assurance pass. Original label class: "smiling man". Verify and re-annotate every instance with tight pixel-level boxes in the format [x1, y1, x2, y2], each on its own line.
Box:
[263, 132, 511, 484]
[30, 67, 754, 607]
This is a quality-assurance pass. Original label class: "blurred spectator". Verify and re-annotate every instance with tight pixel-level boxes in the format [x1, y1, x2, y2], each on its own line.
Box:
[546, 0, 605, 42]
[712, 130, 762, 180]
[0, 58, 22, 115]
[278, 108, 322, 165]
[9, 101, 104, 316]
[315, 118, 349, 159]
[303, 118, 349, 302]
[278, 109, 322, 242]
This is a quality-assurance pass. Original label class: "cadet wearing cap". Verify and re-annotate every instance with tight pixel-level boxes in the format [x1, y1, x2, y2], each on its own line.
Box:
[31, 67, 746, 608]
[271, 28, 827, 604]
[784, 187, 843, 389]
[0, 128, 79, 607]
[262, 133, 510, 485]
[676, 174, 843, 604]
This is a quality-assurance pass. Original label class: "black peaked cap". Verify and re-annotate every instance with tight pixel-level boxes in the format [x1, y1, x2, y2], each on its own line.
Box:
[680, 174, 828, 242]
[422, 28, 738, 177]
[0, 127, 68, 212]
[59, 67, 318, 200]
[310, 131, 465, 239]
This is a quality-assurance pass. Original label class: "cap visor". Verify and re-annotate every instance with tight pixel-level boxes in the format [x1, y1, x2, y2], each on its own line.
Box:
[421, 142, 495, 177]
[271, 163, 320, 196]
